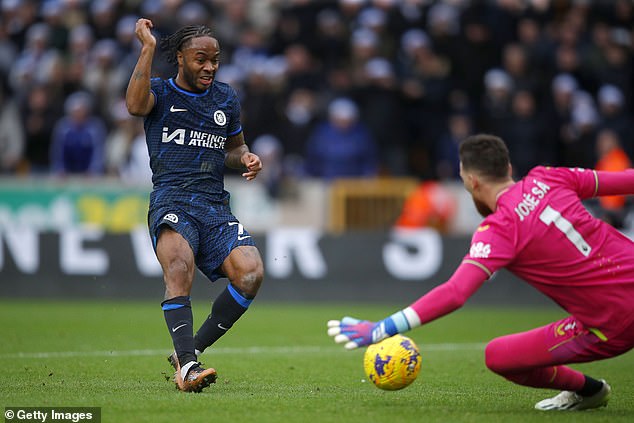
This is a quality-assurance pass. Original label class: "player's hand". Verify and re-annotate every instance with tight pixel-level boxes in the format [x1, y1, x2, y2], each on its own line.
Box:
[327, 317, 389, 350]
[135, 18, 156, 48]
[241, 152, 262, 181]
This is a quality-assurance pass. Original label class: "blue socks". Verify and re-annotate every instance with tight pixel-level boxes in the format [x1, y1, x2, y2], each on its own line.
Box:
[162, 296, 197, 365]
[194, 284, 253, 353]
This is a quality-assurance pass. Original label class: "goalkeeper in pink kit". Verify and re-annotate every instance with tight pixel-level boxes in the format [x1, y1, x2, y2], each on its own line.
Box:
[328, 134, 634, 411]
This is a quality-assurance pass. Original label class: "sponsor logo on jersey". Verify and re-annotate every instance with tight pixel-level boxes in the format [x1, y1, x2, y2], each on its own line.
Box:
[214, 110, 227, 126]
[469, 241, 491, 258]
[170, 105, 188, 112]
[162, 127, 226, 149]
[476, 225, 490, 232]
[163, 213, 179, 223]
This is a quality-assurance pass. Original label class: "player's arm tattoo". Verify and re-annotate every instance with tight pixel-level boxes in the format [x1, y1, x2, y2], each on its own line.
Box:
[133, 71, 145, 80]
[224, 133, 245, 150]
[224, 133, 248, 169]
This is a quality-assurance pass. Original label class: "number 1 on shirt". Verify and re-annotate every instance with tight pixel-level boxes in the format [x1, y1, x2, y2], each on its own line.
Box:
[539, 205, 592, 257]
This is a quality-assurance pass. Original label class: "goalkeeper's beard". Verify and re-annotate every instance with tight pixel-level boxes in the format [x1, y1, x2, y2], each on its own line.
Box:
[474, 198, 494, 217]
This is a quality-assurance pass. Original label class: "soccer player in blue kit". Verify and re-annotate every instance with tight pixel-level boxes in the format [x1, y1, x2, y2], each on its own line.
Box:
[126, 18, 264, 392]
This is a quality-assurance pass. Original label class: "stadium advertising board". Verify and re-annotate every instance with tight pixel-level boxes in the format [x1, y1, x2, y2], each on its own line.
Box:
[0, 181, 546, 304]
[0, 225, 546, 305]
[0, 180, 149, 232]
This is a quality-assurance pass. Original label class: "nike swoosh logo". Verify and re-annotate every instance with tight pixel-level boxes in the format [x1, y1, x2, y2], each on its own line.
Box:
[170, 105, 187, 112]
[238, 235, 251, 241]
[217, 323, 229, 331]
[172, 323, 187, 332]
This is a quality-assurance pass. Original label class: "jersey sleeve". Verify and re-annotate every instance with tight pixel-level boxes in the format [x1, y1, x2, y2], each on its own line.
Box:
[405, 216, 516, 325]
[596, 169, 634, 197]
[407, 262, 488, 325]
[462, 217, 516, 278]
[540, 166, 598, 199]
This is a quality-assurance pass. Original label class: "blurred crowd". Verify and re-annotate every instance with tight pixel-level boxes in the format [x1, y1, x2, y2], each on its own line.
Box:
[0, 0, 632, 190]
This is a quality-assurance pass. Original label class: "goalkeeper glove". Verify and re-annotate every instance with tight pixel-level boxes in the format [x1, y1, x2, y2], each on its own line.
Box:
[327, 310, 412, 350]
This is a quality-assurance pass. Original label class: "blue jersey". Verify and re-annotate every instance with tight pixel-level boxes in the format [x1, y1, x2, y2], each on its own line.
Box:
[144, 78, 255, 282]
[145, 77, 242, 200]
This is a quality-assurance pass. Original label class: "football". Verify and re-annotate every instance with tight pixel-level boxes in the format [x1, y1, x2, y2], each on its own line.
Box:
[363, 334, 421, 390]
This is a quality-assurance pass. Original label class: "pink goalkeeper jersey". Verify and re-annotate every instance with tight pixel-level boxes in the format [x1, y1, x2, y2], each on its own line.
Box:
[465, 166, 634, 338]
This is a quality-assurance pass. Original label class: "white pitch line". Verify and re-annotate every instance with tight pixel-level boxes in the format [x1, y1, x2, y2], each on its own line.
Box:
[0, 343, 486, 360]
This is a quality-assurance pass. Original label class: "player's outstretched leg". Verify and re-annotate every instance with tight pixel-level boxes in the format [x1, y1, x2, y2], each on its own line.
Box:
[535, 380, 611, 411]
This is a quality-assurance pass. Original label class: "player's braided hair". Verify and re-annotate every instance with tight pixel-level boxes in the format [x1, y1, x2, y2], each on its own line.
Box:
[160, 25, 215, 65]
[459, 134, 510, 180]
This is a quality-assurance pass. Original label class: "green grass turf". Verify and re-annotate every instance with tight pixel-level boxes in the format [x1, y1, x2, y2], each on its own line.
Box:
[1, 300, 633, 423]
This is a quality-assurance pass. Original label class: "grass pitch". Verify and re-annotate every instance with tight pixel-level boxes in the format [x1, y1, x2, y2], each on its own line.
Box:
[1, 300, 633, 423]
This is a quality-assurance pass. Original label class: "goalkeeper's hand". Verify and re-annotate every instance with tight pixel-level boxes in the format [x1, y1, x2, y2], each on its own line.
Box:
[326, 316, 393, 350]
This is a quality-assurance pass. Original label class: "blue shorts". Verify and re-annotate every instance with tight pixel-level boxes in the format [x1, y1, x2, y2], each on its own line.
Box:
[148, 192, 256, 282]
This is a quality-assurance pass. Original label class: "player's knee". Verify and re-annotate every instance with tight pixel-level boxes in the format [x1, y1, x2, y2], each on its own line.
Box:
[231, 257, 264, 297]
[162, 257, 194, 297]
[484, 338, 509, 375]
[234, 266, 263, 297]
[164, 256, 193, 281]
[225, 247, 264, 296]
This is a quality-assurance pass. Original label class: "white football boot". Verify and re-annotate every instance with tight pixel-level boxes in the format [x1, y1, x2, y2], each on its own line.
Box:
[534, 380, 611, 411]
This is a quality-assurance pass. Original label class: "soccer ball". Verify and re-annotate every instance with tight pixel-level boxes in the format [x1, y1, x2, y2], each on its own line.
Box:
[363, 334, 421, 390]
